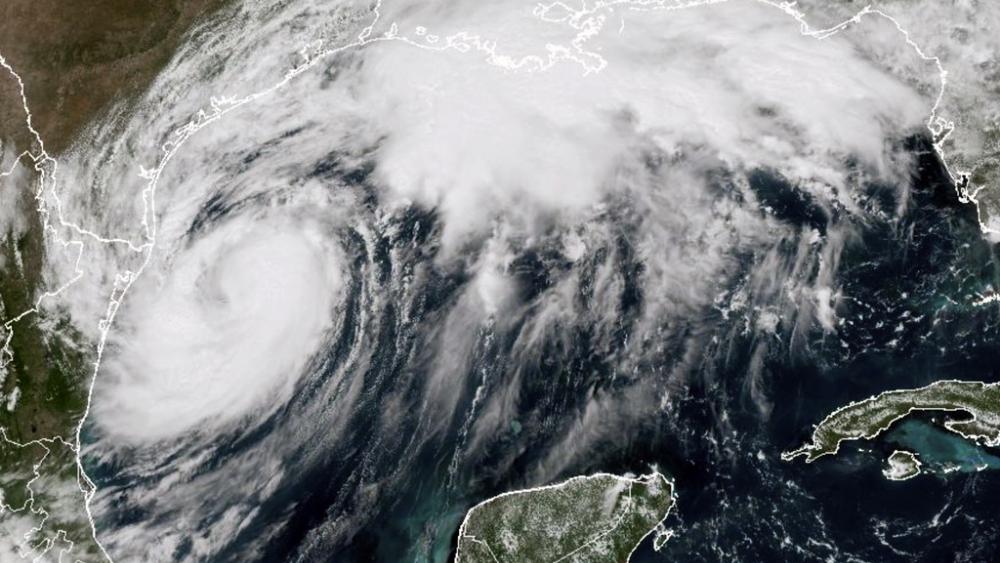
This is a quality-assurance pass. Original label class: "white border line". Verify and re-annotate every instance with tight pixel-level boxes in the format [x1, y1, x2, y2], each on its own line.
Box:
[454, 472, 676, 563]
[0, 0, 986, 560]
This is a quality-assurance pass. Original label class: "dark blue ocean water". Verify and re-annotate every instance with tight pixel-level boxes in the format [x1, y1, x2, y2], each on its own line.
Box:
[86, 136, 1000, 562]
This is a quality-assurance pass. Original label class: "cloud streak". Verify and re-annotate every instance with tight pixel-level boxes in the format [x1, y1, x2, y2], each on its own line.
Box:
[42, 0, 949, 559]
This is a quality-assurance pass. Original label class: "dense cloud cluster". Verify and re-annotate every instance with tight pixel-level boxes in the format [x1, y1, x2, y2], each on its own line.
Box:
[36, 0, 950, 559]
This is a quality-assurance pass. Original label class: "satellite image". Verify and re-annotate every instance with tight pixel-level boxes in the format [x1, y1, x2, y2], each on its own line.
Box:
[1, 0, 1000, 561]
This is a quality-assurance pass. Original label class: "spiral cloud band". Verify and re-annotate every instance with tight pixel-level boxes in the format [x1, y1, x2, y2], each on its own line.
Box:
[33, 0, 952, 559]
[95, 214, 343, 440]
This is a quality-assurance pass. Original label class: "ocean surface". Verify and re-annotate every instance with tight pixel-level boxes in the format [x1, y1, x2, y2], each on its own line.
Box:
[83, 133, 1000, 562]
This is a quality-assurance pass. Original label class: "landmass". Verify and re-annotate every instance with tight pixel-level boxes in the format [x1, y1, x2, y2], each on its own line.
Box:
[0, 0, 229, 154]
[2, 0, 999, 559]
[794, 0, 1000, 238]
[0, 2, 227, 560]
[782, 380, 1000, 464]
[882, 450, 922, 481]
[0, 76, 107, 560]
[455, 472, 674, 563]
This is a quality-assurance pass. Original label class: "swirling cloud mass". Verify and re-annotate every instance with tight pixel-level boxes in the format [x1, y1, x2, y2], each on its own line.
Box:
[28, 0, 974, 560]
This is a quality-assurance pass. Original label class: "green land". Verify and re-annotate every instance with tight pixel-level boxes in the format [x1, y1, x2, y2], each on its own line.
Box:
[0, 154, 102, 557]
[0, 1, 229, 560]
[782, 380, 1000, 464]
[455, 472, 674, 563]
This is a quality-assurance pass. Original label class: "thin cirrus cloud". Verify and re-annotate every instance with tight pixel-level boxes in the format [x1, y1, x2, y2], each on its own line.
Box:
[44, 0, 945, 559]
[77, 0, 935, 477]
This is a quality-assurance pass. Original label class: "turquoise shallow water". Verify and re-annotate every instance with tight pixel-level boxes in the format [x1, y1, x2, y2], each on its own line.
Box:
[85, 130, 1000, 561]
[887, 418, 1000, 473]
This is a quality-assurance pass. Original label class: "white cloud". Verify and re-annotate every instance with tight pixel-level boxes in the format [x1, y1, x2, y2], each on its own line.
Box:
[348, 0, 931, 245]
[93, 212, 343, 441]
[42, 0, 949, 558]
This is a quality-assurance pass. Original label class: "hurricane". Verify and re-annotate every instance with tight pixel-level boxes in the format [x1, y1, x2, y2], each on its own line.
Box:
[14, 0, 1000, 560]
